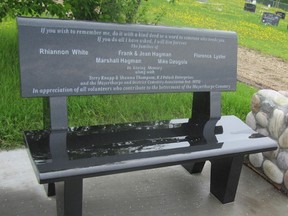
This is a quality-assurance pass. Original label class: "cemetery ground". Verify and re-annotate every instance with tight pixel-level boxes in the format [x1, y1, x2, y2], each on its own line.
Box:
[237, 46, 288, 91]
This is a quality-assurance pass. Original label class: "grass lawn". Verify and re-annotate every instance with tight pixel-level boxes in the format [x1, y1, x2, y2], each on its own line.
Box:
[141, 0, 288, 60]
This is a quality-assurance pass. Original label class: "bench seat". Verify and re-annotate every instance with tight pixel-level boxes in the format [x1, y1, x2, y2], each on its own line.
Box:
[25, 115, 276, 184]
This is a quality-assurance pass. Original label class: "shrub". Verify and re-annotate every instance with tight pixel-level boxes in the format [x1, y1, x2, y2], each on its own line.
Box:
[0, 0, 142, 23]
[0, 0, 67, 22]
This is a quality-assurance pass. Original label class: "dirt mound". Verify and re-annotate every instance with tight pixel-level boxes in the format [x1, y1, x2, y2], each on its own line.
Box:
[238, 47, 288, 91]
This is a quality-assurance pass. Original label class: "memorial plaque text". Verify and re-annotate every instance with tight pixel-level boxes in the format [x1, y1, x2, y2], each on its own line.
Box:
[17, 17, 237, 97]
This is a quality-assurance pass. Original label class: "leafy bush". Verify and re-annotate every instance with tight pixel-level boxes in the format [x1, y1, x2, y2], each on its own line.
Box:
[0, 0, 142, 23]
[66, 0, 141, 23]
[0, 0, 67, 21]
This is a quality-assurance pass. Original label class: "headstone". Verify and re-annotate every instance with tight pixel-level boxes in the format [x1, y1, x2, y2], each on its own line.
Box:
[276, 11, 286, 20]
[261, 12, 280, 26]
[244, 3, 256, 13]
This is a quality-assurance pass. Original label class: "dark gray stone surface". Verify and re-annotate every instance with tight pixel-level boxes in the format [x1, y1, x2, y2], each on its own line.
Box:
[18, 17, 237, 97]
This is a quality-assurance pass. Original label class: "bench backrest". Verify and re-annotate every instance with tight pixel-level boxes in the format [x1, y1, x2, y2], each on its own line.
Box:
[17, 17, 237, 130]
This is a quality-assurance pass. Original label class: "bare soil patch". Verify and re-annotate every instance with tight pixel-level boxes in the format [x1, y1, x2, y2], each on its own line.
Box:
[238, 47, 288, 91]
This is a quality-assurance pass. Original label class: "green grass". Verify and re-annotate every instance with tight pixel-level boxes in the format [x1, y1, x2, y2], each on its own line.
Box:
[2, 0, 279, 149]
[69, 82, 255, 126]
[222, 83, 257, 120]
[141, 0, 288, 60]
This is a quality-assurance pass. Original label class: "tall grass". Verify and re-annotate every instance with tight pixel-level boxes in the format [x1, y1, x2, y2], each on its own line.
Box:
[0, 1, 269, 149]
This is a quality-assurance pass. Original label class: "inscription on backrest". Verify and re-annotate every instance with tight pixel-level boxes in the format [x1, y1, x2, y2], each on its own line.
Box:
[17, 17, 237, 97]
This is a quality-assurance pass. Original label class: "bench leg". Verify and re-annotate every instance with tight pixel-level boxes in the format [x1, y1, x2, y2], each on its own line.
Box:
[182, 161, 206, 174]
[44, 183, 56, 196]
[210, 155, 244, 204]
[55, 178, 83, 216]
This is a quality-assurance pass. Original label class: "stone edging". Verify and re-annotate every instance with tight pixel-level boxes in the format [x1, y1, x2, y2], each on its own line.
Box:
[246, 89, 288, 194]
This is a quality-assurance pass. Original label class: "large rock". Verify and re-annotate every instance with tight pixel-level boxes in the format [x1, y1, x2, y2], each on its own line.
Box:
[273, 94, 288, 107]
[261, 100, 274, 114]
[278, 90, 288, 97]
[256, 128, 269, 137]
[258, 89, 279, 99]
[246, 111, 256, 130]
[249, 153, 264, 168]
[255, 111, 268, 128]
[268, 109, 285, 139]
[263, 160, 283, 184]
[279, 128, 288, 149]
[277, 151, 288, 170]
[258, 89, 288, 107]
[251, 94, 261, 113]
[263, 148, 279, 160]
[284, 170, 288, 190]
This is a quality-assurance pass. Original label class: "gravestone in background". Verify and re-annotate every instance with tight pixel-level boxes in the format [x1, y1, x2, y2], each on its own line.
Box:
[261, 12, 280, 26]
[245, 0, 256, 3]
[244, 3, 256, 13]
[276, 11, 286, 20]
